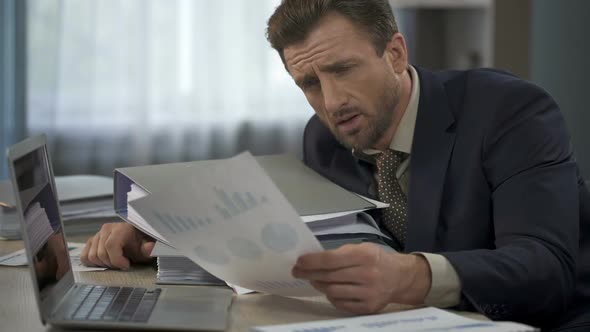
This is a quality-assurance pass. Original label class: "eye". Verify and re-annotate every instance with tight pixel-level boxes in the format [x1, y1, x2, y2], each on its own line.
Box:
[334, 65, 351, 74]
[302, 77, 320, 90]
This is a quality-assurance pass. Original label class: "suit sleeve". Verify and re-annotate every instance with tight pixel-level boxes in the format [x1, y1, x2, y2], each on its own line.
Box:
[441, 79, 579, 325]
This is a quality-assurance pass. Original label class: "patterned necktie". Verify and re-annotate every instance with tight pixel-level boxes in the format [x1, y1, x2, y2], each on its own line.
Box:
[376, 149, 408, 247]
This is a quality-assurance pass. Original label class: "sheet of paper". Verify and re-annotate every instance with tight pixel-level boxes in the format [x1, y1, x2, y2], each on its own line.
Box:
[127, 184, 169, 244]
[252, 307, 538, 332]
[130, 152, 324, 297]
[227, 283, 255, 295]
[0, 242, 107, 271]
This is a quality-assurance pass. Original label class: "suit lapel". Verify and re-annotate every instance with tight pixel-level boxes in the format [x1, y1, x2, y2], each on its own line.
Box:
[329, 148, 374, 198]
[405, 69, 456, 252]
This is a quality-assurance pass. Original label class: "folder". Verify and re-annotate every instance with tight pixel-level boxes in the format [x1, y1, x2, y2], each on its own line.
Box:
[114, 154, 375, 219]
[113, 154, 397, 250]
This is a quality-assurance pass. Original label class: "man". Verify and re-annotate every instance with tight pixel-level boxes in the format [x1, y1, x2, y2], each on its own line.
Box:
[82, 0, 590, 330]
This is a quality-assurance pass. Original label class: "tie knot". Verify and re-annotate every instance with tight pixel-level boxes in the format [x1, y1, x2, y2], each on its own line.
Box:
[376, 150, 405, 172]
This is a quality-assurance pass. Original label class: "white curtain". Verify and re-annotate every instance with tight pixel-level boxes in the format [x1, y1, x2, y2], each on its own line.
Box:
[27, 0, 314, 175]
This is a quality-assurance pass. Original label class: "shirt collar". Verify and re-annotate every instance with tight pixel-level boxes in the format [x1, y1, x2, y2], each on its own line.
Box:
[354, 65, 420, 162]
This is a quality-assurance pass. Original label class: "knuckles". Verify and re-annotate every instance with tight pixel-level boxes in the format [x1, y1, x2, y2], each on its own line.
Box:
[104, 236, 117, 249]
[99, 223, 113, 232]
[361, 266, 381, 283]
[355, 243, 381, 264]
[87, 251, 97, 262]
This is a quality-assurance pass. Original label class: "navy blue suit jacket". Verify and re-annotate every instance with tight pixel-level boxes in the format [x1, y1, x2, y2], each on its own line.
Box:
[302, 67, 590, 330]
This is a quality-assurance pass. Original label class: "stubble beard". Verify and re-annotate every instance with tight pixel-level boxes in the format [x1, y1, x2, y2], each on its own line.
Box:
[332, 75, 400, 151]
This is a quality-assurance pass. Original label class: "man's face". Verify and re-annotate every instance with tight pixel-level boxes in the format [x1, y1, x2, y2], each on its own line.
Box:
[284, 13, 405, 151]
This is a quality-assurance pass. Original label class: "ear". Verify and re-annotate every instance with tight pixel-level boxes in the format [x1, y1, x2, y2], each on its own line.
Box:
[383, 33, 408, 74]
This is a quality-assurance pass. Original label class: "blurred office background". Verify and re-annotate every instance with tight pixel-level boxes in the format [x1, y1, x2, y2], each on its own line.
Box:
[1, 0, 589, 179]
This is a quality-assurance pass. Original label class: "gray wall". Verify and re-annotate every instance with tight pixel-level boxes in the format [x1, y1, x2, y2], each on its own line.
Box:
[531, 0, 590, 178]
[494, 0, 531, 79]
[396, 7, 491, 71]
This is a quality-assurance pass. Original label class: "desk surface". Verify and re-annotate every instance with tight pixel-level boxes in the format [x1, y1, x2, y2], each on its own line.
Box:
[0, 234, 486, 332]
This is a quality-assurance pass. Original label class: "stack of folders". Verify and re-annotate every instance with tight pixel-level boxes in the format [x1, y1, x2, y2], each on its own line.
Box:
[116, 154, 395, 248]
[150, 241, 225, 286]
[0, 175, 118, 239]
[125, 182, 393, 251]
[115, 154, 397, 288]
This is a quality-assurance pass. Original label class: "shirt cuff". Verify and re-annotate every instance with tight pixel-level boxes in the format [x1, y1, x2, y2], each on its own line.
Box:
[412, 252, 462, 308]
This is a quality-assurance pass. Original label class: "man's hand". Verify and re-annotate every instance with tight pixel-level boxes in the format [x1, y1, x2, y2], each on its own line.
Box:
[292, 243, 431, 314]
[80, 222, 155, 270]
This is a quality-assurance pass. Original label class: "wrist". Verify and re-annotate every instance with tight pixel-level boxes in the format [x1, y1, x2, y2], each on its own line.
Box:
[400, 254, 432, 304]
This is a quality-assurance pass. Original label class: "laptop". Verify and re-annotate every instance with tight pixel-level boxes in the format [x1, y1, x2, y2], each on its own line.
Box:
[7, 134, 233, 331]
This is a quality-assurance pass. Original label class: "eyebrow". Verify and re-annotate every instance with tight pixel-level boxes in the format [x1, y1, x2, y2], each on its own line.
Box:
[318, 59, 357, 73]
[296, 73, 318, 88]
[295, 59, 358, 88]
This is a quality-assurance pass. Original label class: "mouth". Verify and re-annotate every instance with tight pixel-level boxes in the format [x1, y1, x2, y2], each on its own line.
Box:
[335, 113, 362, 133]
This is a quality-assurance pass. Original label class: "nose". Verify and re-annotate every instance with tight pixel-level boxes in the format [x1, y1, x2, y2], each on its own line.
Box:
[322, 79, 348, 115]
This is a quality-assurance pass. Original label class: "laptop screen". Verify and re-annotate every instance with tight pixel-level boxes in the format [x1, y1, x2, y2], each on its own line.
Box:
[12, 143, 72, 296]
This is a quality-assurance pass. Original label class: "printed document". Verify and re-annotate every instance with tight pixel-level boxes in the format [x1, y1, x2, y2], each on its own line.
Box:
[130, 152, 325, 297]
[251, 307, 538, 332]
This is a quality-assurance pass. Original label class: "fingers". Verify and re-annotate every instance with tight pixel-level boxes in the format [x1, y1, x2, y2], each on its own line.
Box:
[80, 223, 133, 269]
[310, 281, 364, 300]
[328, 298, 385, 315]
[97, 232, 112, 267]
[139, 240, 156, 261]
[295, 243, 381, 271]
[293, 264, 371, 284]
[310, 281, 388, 314]
[293, 244, 400, 314]
[80, 237, 93, 266]
[85, 232, 106, 267]
[104, 234, 130, 270]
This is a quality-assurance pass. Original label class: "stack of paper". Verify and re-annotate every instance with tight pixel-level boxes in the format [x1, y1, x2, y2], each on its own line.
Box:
[150, 241, 225, 286]
[156, 256, 226, 285]
[0, 175, 118, 239]
[303, 197, 390, 241]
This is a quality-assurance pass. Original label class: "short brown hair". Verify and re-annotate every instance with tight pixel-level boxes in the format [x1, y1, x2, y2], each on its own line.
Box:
[266, 0, 398, 63]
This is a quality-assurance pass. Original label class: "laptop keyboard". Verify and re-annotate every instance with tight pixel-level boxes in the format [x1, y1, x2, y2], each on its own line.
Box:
[67, 285, 161, 323]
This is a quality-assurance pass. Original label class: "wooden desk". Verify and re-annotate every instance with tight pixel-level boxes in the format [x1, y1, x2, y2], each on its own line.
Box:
[0, 235, 486, 332]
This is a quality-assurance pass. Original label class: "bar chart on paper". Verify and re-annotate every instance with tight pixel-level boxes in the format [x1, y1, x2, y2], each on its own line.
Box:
[213, 188, 268, 219]
[153, 212, 213, 234]
[151, 188, 270, 234]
